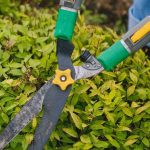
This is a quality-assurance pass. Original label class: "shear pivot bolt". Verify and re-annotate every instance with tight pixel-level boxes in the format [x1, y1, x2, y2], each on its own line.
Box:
[52, 69, 74, 91]
[60, 75, 67, 82]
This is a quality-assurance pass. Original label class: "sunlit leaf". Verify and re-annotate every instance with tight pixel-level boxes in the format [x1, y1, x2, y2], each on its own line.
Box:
[124, 139, 138, 146]
[127, 85, 136, 97]
[135, 102, 150, 115]
[70, 112, 82, 129]
[63, 128, 78, 138]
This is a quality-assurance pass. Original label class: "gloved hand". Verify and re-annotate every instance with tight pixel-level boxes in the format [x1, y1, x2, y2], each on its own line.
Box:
[128, 0, 150, 47]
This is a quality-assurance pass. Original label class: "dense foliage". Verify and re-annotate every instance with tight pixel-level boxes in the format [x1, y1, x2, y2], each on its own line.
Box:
[0, 3, 150, 150]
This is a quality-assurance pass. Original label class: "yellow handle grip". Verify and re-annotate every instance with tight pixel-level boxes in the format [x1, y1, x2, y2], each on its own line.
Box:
[131, 22, 150, 43]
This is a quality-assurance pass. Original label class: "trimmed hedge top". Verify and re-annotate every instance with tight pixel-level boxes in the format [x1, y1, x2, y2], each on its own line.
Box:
[0, 3, 150, 150]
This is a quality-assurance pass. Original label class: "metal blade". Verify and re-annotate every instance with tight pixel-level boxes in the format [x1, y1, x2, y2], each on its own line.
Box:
[0, 80, 53, 150]
[74, 54, 104, 81]
[74, 65, 103, 81]
[29, 82, 72, 150]
[29, 39, 75, 150]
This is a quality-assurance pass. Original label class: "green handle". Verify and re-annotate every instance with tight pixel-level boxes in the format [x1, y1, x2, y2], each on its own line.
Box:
[97, 41, 130, 71]
[54, 8, 78, 40]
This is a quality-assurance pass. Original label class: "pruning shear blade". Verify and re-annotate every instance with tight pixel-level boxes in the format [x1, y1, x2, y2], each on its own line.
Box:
[0, 47, 103, 150]
[0, 80, 52, 150]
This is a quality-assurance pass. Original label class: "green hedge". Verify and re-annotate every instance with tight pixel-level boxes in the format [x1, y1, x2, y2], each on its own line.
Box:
[0, 4, 150, 150]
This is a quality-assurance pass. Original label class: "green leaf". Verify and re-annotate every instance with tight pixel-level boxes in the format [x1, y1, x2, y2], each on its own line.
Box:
[71, 94, 79, 106]
[105, 135, 120, 148]
[24, 85, 36, 95]
[80, 135, 91, 144]
[2, 52, 10, 62]
[5, 102, 18, 112]
[36, 37, 49, 44]
[136, 88, 147, 100]
[83, 143, 93, 149]
[90, 120, 105, 130]
[142, 137, 149, 147]
[122, 107, 133, 117]
[117, 126, 132, 132]
[25, 134, 33, 144]
[0, 97, 15, 105]
[29, 59, 41, 68]
[110, 139, 120, 148]
[129, 72, 138, 83]
[73, 141, 84, 148]
[107, 90, 116, 104]
[90, 134, 99, 143]
[124, 139, 138, 146]
[74, 84, 90, 94]
[133, 113, 145, 123]
[1, 112, 9, 123]
[94, 141, 109, 148]
[9, 63, 23, 68]
[105, 111, 115, 124]
[127, 85, 136, 97]
[0, 90, 5, 97]
[102, 71, 116, 77]
[3, 79, 13, 86]
[32, 118, 37, 129]
[18, 94, 28, 105]
[53, 131, 60, 141]
[9, 69, 23, 76]
[131, 102, 139, 108]
[135, 102, 150, 115]
[127, 135, 139, 140]
[70, 112, 82, 129]
[63, 128, 78, 138]
[118, 72, 127, 81]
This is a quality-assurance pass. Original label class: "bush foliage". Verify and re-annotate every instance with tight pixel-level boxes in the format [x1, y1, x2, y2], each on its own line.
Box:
[0, 3, 150, 150]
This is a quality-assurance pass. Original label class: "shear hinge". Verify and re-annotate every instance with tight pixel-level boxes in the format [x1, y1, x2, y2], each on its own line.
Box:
[52, 69, 74, 91]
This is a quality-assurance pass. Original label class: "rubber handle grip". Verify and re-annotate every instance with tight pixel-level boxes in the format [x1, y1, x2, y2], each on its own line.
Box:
[54, 8, 78, 40]
[97, 41, 130, 71]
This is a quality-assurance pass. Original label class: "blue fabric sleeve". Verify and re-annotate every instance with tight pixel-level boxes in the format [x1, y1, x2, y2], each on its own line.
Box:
[128, 0, 150, 47]
[129, 0, 150, 28]
[132, 0, 150, 20]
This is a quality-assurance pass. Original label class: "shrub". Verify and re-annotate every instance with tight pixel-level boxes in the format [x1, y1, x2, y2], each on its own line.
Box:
[0, 3, 150, 150]
[0, 0, 18, 15]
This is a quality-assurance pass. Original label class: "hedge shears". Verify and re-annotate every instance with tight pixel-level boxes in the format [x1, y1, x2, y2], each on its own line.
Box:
[0, 0, 150, 149]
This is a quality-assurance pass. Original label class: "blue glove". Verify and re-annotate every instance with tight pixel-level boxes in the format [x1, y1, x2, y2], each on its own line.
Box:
[128, 0, 150, 47]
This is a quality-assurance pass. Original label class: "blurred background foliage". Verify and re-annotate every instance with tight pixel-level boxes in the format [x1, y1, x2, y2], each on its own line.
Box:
[0, 0, 131, 31]
[0, 0, 150, 150]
